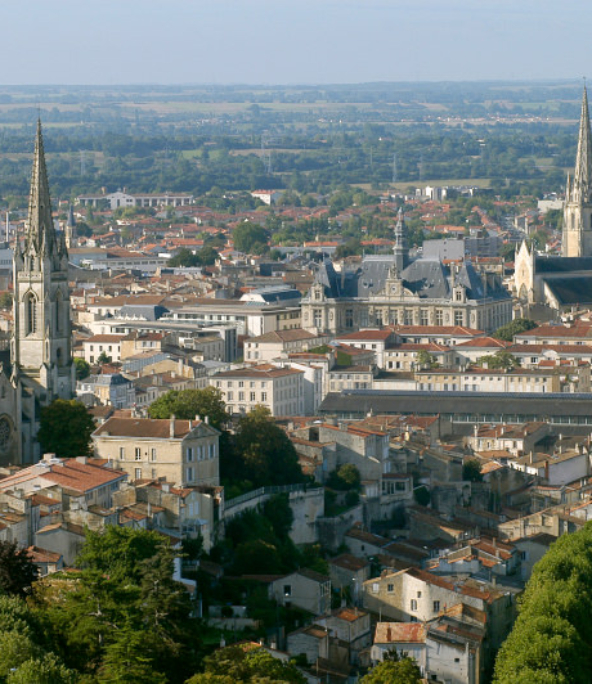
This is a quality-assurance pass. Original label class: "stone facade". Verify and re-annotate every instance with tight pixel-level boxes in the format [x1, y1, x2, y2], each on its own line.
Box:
[302, 214, 511, 336]
[92, 416, 220, 487]
[0, 122, 75, 466]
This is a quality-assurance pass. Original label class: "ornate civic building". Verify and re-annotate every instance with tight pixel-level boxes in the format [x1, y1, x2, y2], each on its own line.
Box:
[0, 122, 74, 466]
[515, 88, 592, 312]
[302, 210, 512, 335]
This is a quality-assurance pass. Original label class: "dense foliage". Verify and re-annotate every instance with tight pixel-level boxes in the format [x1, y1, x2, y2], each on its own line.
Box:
[37, 399, 96, 458]
[0, 540, 38, 597]
[221, 406, 306, 492]
[148, 387, 229, 430]
[186, 644, 306, 684]
[31, 527, 203, 683]
[493, 525, 591, 683]
[493, 318, 538, 342]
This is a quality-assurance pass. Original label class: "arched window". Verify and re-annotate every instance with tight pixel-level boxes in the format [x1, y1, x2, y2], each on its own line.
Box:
[25, 293, 37, 335]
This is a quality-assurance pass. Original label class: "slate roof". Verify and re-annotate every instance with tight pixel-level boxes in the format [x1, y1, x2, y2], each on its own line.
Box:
[311, 254, 508, 303]
[319, 389, 592, 421]
[544, 277, 592, 305]
[535, 255, 592, 273]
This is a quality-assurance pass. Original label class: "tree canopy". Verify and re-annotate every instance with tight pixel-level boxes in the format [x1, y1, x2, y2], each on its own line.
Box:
[186, 644, 306, 684]
[493, 523, 592, 683]
[0, 541, 38, 598]
[148, 387, 229, 430]
[37, 399, 96, 458]
[233, 222, 269, 254]
[33, 527, 201, 682]
[476, 350, 519, 370]
[493, 318, 537, 342]
[222, 405, 305, 490]
[360, 653, 422, 684]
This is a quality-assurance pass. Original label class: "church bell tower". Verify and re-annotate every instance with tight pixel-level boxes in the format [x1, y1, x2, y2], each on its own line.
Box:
[563, 87, 592, 257]
[11, 121, 74, 462]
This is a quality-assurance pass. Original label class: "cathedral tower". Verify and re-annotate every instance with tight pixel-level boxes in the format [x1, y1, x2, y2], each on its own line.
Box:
[563, 87, 592, 257]
[11, 121, 74, 463]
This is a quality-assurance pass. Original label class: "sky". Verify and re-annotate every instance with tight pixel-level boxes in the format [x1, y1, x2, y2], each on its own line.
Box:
[1, 0, 590, 85]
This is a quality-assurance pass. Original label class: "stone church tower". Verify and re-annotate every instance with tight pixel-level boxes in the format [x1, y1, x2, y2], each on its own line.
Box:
[563, 87, 592, 257]
[8, 121, 74, 464]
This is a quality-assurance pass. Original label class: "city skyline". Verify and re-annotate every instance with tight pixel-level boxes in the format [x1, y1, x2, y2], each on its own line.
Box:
[3, 0, 591, 85]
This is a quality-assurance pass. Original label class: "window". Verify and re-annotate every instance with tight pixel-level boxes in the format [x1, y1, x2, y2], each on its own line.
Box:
[313, 309, 322, 328]
[417, 591, 422, 598]
[186, 466, 194, 482]
[283, 584, 292, 597]
[239, 381, 244, 388]
[420, 309, 429, 326]
[410, 599, 417, 611]
[238, 391, 245, 401]
[227, 391, 234, 401]
[119, 447, 125, 459]
[134, 447, 141, 461]
[186, 447, 193, 462]
[250, 392, 256, 401]
[209, 443, 215, 459]
[25, 293, 37, 335]
[372, 583, 379, 594]
[433, 600, 440, 612]
[435, 309, 443, 326]
[345, 309, 354, 328]
[134, 467, 142, 480]
[387, 583, 394, 593]
[261, 392, 267, 402]
[454, 310, 463, 325]
[151, 448, 157, 461]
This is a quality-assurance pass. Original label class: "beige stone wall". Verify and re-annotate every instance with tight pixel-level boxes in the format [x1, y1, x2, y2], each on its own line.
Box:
[93, 431, 219, 487]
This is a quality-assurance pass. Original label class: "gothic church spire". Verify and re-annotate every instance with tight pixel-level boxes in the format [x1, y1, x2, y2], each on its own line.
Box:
[573, 86, 592, 203]
[25, 120, 57, 256]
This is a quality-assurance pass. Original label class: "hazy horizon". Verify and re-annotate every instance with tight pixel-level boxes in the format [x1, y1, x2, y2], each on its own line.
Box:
[4, 1, 590, 86]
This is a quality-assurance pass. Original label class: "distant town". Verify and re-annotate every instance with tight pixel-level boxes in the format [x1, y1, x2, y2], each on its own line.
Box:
[0, 82, 591, 683]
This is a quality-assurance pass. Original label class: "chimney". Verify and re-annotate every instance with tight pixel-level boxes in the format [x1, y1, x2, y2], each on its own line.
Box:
[170, 414, 176, 438]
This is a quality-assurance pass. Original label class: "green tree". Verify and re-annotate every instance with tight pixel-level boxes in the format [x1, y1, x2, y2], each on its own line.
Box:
[360, 655, 422, 684]
[463, 459, 484, 482]
[196, 244, 220, 266]
[148, 387, 229, 430]
[168, 247, 200, 267]
[233, 222, 269, 254]
[416, 350, 439, 369]
[41, 527, 199, 681]
[493, 318, 537, 342]
[186, 644, 306, 683]
[326, 464, 361, 491]
[7, 653, 78, 684]
[97, 350, 112, 365]
[228, 406, 305, 488]
[493, 523, 592, 683]
[477, 350, 519, 370]
[0, 541, 38, 597]
[74, 357, 90, 381]
[0, 292, 12, 309]
[37, 399, 95, 458]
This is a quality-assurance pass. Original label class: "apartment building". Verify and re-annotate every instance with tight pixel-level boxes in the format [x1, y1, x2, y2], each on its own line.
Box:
[210, 365, 304, 416]
[92, 415, 220, 487]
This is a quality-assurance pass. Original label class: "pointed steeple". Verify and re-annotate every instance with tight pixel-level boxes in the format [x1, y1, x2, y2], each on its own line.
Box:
[573, 86, 592, 203]
[25, 120, 57, 257]
[393, 207, 409, 273]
